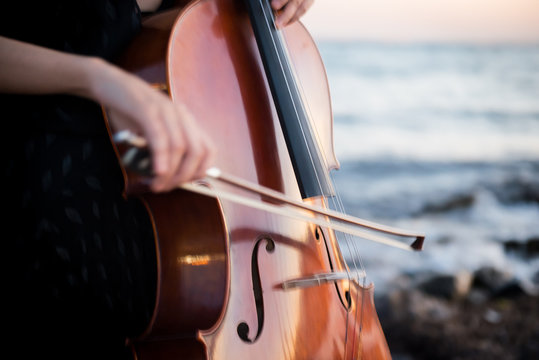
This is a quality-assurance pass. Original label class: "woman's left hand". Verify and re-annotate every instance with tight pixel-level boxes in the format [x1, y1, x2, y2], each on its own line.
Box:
[271, 0, 314, 28]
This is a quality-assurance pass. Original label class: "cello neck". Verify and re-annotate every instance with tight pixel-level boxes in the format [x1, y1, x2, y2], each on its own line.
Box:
[243, 0, 334, 199]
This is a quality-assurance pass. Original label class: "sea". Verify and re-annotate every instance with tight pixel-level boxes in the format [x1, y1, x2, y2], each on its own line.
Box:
[315, 42, 539, 294]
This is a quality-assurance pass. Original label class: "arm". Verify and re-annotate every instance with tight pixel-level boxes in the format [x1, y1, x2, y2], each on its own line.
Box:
[0, 36, 99, 96]
[0, 36, 215, 192]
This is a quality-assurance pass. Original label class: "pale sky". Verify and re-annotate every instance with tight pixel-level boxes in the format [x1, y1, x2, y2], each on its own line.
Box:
[301, 0, 539, 43]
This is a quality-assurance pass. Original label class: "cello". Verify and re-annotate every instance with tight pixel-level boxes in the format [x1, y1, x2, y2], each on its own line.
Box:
[110, 0, 424, 358]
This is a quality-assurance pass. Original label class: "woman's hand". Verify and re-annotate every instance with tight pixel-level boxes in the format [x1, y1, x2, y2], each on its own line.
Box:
[89, 59, 215, 192]
[271, 0, 314, 28]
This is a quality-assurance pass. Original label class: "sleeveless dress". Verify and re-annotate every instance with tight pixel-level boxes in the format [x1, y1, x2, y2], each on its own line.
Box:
[1, 1, 167, 358]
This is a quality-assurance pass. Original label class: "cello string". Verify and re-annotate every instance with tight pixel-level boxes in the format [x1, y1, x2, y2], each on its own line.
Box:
[256, 0, 367, 262]
[325, 182, 364, 356]
[274, 17, 368, 357]
[258, 0, 365, 279]
[258, 1, 374, 355]
[257, 1, 366, 354]
[271, 22, 367, 281]
[329, 184, 366, 356]
[272, 11, 366, 300]
[258, 2, 350, 354]
[264, 1, 364, 276]
[271, 17, 367, 282]
[272, 34, 362, 360]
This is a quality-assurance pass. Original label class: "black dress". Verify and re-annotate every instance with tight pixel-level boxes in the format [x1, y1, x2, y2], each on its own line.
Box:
[1, 1, 160, 358]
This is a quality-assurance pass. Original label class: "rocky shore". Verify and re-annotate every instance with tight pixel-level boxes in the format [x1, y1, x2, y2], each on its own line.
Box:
[376, 264, 539, 359]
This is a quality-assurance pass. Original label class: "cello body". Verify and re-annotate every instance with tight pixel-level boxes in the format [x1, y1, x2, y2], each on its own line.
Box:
[115, 0, 391, 358]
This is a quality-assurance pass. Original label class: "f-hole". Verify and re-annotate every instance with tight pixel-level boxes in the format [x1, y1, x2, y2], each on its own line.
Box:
[237, 236, 275, 343]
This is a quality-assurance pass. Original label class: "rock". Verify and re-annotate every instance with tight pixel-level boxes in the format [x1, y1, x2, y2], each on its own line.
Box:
[490, 177, 539, 205]
[418, 274, 454, 299]
[384, 288, 454, 322]
[483, 308, 502, 324]
[417, 271, 472, 300]
[410, 290, 454, 321]
[524, 237, 538, 257]
[494, 279, 527, 298]
[467, 288, 489, 305]
[472, 266, 513, 294]
[418, 193, 475, 214]
[503, 237, 539, 259]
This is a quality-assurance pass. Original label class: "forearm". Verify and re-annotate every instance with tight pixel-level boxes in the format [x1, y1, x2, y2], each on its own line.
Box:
[0, 35, 105, 101]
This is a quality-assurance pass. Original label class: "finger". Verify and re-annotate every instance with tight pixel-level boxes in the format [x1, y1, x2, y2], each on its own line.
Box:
[158, 100, 187, 185]
[287, 0, 313, 25]
[144, 93, 194, 192]
[163, 104, 213, 187]
[192, 135, 216, 180]
[274, 0, 299, 28]
[142, 116, 168, 174]
[137, 103, 173, 191]
[168, 120, 207, 186]
[146, 134, 170, 191]
[170, 143, 204, 187]
[271, 0, 288, 11]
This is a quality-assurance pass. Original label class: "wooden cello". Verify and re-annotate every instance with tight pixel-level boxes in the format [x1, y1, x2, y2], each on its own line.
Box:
[111, 0, 424, 358]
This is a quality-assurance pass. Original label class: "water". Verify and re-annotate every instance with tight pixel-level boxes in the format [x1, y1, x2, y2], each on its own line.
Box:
[316, 42, 539, 294]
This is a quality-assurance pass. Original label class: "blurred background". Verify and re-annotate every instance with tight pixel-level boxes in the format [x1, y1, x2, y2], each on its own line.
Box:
[301, 1, 539, 358]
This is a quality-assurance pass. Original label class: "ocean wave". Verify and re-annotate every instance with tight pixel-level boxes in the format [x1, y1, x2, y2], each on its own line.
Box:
[332, 124, 539, 163]
[332, 160, 539, 219]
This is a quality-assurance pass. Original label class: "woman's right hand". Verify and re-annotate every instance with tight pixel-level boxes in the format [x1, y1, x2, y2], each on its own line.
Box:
[88, 59, 216, 192]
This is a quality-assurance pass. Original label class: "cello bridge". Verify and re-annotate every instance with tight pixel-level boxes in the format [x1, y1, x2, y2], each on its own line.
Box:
[279, 270, 366, 290]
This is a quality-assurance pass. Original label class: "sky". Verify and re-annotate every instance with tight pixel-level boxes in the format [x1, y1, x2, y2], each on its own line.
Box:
[301, 0, 539, 43]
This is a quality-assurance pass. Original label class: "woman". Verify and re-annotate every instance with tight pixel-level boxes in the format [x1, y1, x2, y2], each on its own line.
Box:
[0, 0, 314, 358]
